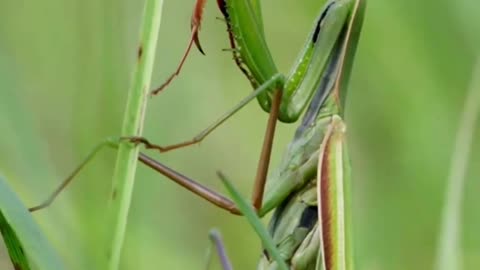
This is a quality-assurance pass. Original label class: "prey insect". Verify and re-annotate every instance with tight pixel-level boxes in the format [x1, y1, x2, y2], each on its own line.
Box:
[28, 0, 366, 269]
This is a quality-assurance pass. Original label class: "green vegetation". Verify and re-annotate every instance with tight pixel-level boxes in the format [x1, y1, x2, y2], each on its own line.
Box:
[0, 1, 479, 269]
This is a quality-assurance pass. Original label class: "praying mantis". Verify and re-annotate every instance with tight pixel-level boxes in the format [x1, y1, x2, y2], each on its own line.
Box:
[25, 0, 366, 269]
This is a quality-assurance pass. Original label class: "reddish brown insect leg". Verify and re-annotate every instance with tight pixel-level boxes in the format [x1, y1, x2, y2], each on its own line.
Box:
[251, 90, 282, 211]
[151, 0, 208, 96]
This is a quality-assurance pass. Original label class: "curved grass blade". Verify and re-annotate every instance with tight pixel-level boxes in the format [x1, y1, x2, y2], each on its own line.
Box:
[204, 229, 233, 270]
[217, 172, 289, 270]
[0, 175, 64, 270]
[0, 213, 31, 270]
[435, 56, 480, 270]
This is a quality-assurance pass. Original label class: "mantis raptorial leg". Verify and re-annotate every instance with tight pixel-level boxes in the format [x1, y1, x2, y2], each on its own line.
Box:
[30, 0, 364, 215]
[127, 0, 365, 211]
[28, 1, 365, 269]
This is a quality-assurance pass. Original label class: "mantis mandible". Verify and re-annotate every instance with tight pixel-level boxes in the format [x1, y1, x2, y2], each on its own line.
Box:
[28, 0, 366, 269]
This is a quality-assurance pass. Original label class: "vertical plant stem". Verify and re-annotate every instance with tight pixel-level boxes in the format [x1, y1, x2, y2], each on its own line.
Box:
[435, 57, 480, 270]
[105, 1, 164, 269]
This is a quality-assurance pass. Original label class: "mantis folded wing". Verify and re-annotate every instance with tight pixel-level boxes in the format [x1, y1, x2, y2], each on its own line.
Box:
[221, 115, 351, 270]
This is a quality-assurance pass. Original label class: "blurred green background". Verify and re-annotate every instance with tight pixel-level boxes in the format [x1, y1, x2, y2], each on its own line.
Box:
[1, 0, 479, 269]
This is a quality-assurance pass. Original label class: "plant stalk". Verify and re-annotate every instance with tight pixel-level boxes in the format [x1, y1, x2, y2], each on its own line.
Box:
[104, 1, 164, 269]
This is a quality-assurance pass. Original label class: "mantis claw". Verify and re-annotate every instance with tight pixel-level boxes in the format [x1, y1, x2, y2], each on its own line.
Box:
[192, 29, 206, 55]
[191, 0, 208, 55]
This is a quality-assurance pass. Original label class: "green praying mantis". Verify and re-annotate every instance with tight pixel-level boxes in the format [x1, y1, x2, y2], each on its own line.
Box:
[23, 0, 366, 269]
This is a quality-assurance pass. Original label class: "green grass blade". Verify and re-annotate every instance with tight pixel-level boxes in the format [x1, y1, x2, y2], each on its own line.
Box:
[217, 172, 289, 270]
[435, 57, 480, 270]
[0, 212, 31, 270]
[0, 175, 64, 270]
[104, 0, 165, 269]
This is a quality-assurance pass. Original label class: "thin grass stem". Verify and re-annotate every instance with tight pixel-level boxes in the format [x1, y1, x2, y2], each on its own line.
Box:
[104, 1, 164, 269]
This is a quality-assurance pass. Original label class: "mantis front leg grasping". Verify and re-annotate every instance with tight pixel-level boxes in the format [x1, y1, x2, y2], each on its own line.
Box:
[30, 0, 364, 215]
[28, 1, 365, 269]
[30, 0, 365, 217]
[128, 0, 364, 211]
